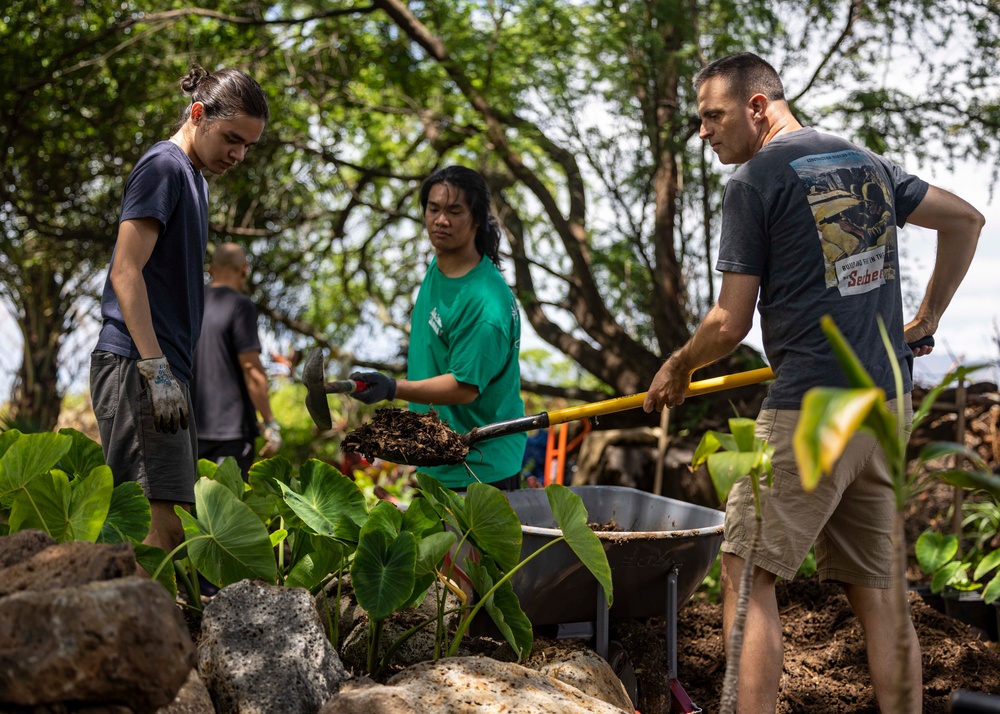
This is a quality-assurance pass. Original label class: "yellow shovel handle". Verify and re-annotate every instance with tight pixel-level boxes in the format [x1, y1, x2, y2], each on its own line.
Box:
[546, 366, 775, 426]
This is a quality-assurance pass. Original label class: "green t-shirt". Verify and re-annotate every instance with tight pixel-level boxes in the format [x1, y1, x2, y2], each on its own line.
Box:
[408, 255, 526, 488]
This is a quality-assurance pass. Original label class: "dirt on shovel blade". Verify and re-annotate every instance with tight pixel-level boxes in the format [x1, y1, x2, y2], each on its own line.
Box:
[340, 407, 469, 466]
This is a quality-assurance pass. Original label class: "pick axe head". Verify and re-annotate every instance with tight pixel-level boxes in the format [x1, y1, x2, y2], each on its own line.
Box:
[303, 347, 333, 431]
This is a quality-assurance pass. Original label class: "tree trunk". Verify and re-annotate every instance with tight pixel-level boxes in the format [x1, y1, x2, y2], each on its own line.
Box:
[9, 262, 66, 432]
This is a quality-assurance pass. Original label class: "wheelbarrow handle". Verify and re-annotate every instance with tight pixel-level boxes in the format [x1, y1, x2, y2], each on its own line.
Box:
[467, 366, 775, 445]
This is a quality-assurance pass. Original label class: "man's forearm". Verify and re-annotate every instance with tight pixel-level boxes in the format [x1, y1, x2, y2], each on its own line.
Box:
[111, 264, 161, 359]
[241, 353, 275, 422]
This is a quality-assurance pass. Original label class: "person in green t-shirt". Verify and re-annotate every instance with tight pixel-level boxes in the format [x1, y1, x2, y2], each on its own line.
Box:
[348, 166, 527, 490]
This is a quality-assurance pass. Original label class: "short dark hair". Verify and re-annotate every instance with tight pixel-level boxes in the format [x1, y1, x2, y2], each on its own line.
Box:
[694, 52, 785, 103]
[419, 166, 504, 269]
[175, 66, 270, 129]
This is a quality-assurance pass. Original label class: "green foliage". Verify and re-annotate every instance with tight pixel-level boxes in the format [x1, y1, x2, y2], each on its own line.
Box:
[916, 497, 1000, 604]
[0, 429, 150, 545]
[692, 417, 774, 510]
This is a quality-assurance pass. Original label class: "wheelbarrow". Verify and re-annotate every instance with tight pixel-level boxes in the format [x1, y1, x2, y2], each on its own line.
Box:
[499, 485, 724, 714]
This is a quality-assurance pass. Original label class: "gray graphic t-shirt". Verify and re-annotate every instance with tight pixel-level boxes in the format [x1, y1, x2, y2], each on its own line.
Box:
[717, 128, 928, 409]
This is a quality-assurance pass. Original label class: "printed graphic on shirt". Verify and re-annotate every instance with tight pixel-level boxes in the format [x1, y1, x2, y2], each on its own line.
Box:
[791, 149, 896, 296]
[429, 307, 443, 337]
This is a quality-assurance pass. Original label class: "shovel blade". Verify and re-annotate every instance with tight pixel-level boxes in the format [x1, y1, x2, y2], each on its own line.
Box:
[303, 347, 333, 431]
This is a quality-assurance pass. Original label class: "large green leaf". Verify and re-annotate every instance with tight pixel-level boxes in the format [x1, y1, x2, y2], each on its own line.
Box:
[415, 530, 457, 577]
[9, 466, 113, 543]
[98, 481, 151, 544]
[691, 431, 723, 470]
[278, 460, 369, 537]
[415, 474, 466, 531]
[915, 531, 959, 574]
[178, 478, 277, 587]
[209, 457, 246, 500]
[0, 432, 72, 508]
[974, 549, 1000, 584]
[465, 556, 533, 660]
[795, 387, 887, 491]
[931, 561, 967, 593]
[707, 452, 758, 503]
[402, 497, 445, 539]
[464, 483, 522, 574]
[285, 535, 347, 591]
[546, 484, 613, 607]
[8, 471, 72, 540]
[981, 572, 1000, 605]
[729, 418, 757, 453]
[351, 507, 417, 621]
[65, 466, 114, 542]
[56, 428, 106, 478]
[0, 429, 22, 460]
[133, 543, 177, 599]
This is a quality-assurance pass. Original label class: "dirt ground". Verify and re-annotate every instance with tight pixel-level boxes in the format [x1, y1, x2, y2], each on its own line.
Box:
[612, 480, 1000, 713]
[612, 578, 1000, 713]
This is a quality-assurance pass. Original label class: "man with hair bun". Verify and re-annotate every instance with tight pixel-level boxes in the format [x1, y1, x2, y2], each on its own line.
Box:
[90, 66, 269, 552]
[348, 166, 527, 491]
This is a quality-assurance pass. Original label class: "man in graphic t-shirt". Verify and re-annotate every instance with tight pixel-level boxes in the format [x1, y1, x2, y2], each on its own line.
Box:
[642, 52, 984, 712]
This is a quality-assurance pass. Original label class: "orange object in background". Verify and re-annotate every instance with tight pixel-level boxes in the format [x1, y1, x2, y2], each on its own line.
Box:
[543, 418, 591, 486]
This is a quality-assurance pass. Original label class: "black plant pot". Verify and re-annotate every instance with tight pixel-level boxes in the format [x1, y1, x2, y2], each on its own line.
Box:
[943, 590, 999, 641]
[911, 584, 947, 615]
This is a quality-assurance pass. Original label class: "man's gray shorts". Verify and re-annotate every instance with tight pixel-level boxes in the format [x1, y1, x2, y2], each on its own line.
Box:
[90, 350, 197, 503]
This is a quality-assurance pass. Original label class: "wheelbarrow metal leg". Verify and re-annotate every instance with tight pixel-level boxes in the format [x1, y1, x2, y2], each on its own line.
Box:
[667, 565, 702, 713]
[596, 583, 609, 660]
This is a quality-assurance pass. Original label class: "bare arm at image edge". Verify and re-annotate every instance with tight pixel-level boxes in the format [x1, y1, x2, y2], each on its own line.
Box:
[903, 185, 985, 353]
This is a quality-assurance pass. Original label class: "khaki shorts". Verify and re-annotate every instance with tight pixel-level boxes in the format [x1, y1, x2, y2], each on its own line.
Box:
[720, 396, 911, 588]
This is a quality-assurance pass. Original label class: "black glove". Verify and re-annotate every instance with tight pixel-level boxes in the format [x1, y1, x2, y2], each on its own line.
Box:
[349, 372, 396, 404]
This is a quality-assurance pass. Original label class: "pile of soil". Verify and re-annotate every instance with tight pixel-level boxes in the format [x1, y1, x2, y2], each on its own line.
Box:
[613, 578, 1000, 713]
[341, 407, 468, 466]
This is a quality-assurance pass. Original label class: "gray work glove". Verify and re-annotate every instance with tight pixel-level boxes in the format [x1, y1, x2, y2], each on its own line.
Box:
[259, 419, 282, 457]
[349, 372, 396, 405]
[136, 356, 189, 433]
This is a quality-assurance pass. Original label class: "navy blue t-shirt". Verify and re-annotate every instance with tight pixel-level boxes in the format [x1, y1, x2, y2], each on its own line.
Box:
[718, 128, 928, 408]
[95, 141, 210, 383]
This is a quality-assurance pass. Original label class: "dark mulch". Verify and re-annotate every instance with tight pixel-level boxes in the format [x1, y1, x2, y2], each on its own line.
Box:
[340, 407, 468, 466]
[613, 578, 1000, 713]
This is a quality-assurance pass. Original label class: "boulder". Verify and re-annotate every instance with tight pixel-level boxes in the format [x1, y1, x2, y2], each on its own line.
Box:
[524, 639, 633, 712]
[0, 576, 195, 712]
[0, 529, 56, 569]
[0, 540, 140, 597]
[319, 656, 630, 713]
[197, 579, 350, 714]
[157, 668, 215, 714]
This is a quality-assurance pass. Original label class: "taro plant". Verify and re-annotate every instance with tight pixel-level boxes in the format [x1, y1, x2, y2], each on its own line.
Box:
[167, 455, 612, 678]
[348, 473, 613, 678]
[691, 417, 773, 714]
[915, 494, 1000, 604]
[793, 314, 1000, 714]
[0, 428, 175, 593]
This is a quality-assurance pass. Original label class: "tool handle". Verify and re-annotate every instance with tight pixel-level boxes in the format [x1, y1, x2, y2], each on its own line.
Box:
[547, 366, 776, 426]
[326, 379, 366, 395]
[907, 335, 934, 350]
